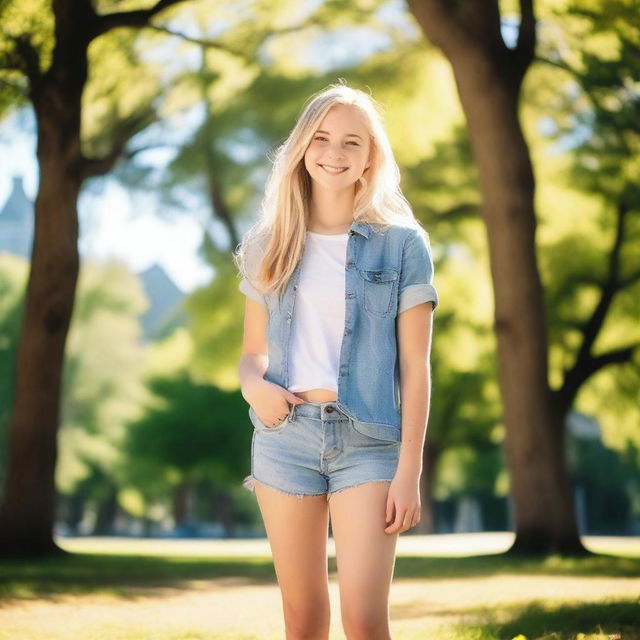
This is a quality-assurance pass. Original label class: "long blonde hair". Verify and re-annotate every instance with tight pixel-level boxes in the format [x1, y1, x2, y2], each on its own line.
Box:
[234, 79, 426, 297]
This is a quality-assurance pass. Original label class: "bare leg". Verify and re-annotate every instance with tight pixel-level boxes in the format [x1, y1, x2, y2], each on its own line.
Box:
[328, 481, 398, 640]
[254, 480, 331, 640]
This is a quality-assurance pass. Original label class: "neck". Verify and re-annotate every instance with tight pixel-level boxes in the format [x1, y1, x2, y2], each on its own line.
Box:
[307, 184, 355, 233]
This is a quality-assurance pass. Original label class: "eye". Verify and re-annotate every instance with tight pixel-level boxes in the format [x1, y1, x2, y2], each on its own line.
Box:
[313, 136, 360, 146]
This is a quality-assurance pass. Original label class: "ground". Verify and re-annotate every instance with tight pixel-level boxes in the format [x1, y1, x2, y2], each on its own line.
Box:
[0, 533, 638, 640]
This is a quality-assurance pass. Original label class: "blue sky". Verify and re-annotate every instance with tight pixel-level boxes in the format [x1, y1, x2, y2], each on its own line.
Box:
[0, 109, 213, 294]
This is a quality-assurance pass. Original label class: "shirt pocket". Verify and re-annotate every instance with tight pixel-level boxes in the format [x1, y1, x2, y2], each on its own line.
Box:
[357, 267, 399, 317]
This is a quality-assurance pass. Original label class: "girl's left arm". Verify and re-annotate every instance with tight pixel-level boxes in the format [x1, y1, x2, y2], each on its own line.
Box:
[384, 301, 434, 534]
[396, 301, 434, 477]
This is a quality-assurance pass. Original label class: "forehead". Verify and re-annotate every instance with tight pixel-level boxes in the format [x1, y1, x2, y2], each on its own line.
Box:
[318, 104, 368, 136]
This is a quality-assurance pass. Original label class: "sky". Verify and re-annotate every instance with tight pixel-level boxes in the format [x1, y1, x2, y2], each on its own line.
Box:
[0, 109, 213, 294]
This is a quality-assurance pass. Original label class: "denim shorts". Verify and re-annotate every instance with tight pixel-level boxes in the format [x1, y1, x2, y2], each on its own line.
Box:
[242, 400, 401, 500]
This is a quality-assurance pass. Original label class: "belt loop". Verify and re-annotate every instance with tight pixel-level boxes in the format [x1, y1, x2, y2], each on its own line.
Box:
[289, 402, 297, 422]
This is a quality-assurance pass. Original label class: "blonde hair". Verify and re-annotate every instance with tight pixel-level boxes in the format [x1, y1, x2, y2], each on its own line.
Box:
[234, 78, 426, 297]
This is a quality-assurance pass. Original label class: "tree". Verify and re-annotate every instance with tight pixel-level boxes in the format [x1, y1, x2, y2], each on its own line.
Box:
[406, 0, 639, 554]
[406, 0, 587, 554]
[0, 0, 197, 558]
[122, 370, 251, 535]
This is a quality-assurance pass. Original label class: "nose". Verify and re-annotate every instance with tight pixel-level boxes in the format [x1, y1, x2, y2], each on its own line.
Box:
[326, 142, 346, 162]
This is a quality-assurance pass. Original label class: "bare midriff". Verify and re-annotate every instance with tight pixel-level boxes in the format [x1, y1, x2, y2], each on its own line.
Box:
[294, 388, 338, 402]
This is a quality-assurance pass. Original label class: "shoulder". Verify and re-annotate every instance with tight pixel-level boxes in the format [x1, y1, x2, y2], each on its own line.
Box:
[369, 222, 427, 248]
[240, 232, 269, 273]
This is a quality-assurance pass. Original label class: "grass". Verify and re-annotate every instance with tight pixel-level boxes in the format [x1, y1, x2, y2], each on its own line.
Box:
[0, 534, 638, 640]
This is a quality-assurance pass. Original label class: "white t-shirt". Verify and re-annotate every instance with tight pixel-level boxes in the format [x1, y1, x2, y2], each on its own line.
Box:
[287, 230, 349, 393]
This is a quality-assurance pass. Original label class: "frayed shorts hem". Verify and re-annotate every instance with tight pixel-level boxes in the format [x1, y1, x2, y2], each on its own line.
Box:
[243, 474, 394, 502]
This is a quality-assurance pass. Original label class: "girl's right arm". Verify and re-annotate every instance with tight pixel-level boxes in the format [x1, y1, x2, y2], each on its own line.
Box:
[238, 297, 303, 425]
[239, 297, 270, 402]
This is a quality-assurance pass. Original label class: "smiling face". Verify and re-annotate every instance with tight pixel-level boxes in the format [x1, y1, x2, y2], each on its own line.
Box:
[303, 103, 372, 194]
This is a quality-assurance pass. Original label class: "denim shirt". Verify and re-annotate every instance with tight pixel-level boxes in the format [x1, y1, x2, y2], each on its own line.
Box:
[238, 219, 438, 443]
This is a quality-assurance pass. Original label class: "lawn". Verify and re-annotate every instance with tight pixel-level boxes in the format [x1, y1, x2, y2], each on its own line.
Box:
[0, 533, 637, 640]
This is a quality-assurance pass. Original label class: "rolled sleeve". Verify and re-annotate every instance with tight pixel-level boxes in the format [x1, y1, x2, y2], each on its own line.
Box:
[239, 277, 267, 307]
[398, 229, 439, 313]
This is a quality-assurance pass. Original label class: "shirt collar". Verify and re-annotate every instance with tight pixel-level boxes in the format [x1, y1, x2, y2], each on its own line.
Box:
[350, 220, 371, 238]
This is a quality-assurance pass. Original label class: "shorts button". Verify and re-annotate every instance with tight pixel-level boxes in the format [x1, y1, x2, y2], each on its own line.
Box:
[326, 406, 334, 413]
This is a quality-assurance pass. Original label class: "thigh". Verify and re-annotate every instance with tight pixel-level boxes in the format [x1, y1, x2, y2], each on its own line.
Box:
[328, 481, 398, 630]
[254, 481, 331, 621]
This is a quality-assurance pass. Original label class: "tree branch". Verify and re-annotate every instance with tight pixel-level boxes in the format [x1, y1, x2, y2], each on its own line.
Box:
[588, 344, 640, 375]
[556, 199, 633, 407]
[0, 75, 29, 98]
[92, 0, 191, 40]
[78, 109, 158, 181]
[406, 0, 470, 53]
[513, 0, 536, 80]
[1, 33, 43, 88]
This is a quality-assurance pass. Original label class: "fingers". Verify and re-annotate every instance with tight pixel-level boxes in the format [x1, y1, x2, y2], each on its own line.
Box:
[268, 410, 289, 426]
[285, 391, 306, 404]
[268, 401, 292, 426]
[384, 504, 420, 534]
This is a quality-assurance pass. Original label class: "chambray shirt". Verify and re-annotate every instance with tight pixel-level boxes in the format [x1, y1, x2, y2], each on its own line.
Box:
[238, 219, 438, 443]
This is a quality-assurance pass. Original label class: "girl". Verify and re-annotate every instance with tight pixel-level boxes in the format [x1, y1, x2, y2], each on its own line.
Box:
[234, 80, 438, 640]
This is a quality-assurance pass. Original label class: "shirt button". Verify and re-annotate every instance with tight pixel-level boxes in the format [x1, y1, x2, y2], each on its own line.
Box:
[346, 261, 355, 268]
[346, 292, 355, 299]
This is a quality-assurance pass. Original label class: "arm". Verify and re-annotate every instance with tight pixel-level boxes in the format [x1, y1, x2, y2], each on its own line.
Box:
[384, 228, 438, 534]
[238, 278, 270, 401]
[237, 279, 304, 424]
[396, 301, 434, 477]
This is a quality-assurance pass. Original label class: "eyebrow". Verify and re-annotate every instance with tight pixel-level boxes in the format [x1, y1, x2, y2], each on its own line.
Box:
[315, 129, 363, 140]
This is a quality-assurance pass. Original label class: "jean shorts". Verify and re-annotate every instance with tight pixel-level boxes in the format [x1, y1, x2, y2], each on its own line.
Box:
[242, 400, 401, 500]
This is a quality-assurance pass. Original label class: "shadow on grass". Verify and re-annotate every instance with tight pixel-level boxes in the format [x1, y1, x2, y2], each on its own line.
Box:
[0, 551, 638, 602]
[461, 599, 640, 640]
[393, 552, 640, 580]
[0, 553, 278, 601]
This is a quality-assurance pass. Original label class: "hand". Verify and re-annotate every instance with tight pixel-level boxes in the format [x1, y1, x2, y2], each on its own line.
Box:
[247, 379, 306, 428]
[384, 470, 421, 534]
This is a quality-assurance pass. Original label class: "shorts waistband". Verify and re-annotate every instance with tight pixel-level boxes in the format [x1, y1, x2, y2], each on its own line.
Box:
[291, 400, 350, 422]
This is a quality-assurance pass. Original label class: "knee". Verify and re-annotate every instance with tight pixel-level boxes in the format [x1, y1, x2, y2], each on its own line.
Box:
[342, 610, 391, 640]
[284, 603, 330, 640]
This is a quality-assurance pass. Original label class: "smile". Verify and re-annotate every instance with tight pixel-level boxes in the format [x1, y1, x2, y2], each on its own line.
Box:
[319, 164, 348, 174]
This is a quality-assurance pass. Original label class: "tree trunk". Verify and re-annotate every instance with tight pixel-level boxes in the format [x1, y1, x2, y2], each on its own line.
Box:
[173, 480, 191, 529]
[0, 22, 86, 556]
[212, 488, 237, 538]
[0, 0, 188, 558]
[408, 0, 587, 554]
[64, 493, 86, 535]
[92, 485, 120, 536]
[0, 156, 80, 556]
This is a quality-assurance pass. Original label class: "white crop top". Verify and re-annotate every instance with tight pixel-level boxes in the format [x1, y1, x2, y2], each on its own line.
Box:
[287, 230, 349, 393]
